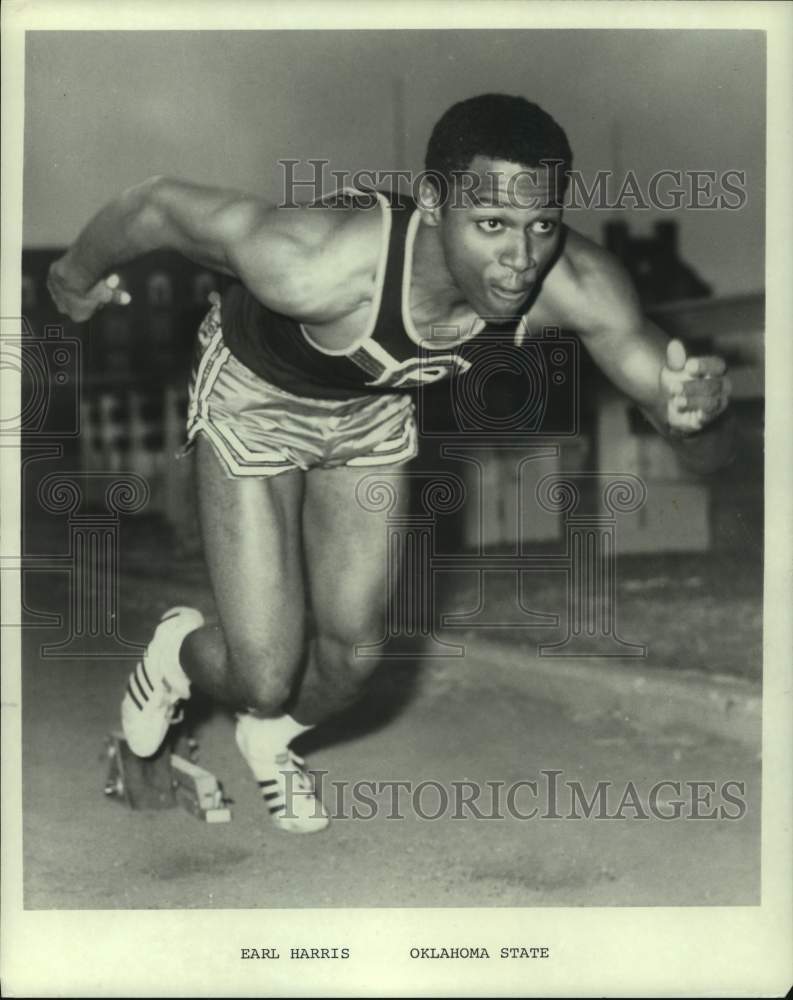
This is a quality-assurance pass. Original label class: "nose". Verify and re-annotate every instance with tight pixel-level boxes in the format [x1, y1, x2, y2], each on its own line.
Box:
[500, 235, 535, 275]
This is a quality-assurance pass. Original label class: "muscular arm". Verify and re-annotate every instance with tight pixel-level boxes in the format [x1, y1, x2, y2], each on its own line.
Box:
[48, 177, 370, 323]
[557, 248, 672, 431]
[543, 233, 734, 469]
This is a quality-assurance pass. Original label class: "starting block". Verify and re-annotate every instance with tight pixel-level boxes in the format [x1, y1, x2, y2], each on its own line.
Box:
[103, 732, 231, 823]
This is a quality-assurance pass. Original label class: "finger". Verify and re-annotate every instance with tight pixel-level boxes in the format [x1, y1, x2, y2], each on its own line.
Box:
[88, 277, 112, 302]
[684, 407, 706, 429]
[684, 355, 727, 377]
[665, 338, 687, 372]
[662, 368, 689, 398]
[676, 397, 718, 417]
[669, 394, 688, 417]
[682, 381, 732, 418]
[670, 408, 705, 432]
[97, 283, 115, 305]
[682, 379, 723, 403]
[104, 274, 130, 306]
[686, 395, 722, 416]
[89, 276, 129, 308]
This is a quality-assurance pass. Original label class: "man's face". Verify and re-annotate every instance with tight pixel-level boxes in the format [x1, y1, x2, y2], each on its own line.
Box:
[434, 156, 564, 320]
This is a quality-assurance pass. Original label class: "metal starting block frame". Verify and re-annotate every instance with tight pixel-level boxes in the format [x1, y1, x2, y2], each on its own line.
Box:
[103, 731, 231, 823]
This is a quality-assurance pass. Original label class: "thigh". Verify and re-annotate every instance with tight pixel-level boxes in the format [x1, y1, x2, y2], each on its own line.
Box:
[194, 434, 307, 669]
[302, 462, 408, 643]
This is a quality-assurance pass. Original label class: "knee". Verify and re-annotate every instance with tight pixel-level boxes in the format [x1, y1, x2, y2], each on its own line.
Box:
[315, 631, 379, 687]
[240, 674, 294, 715]
[229, 642, 303, 714]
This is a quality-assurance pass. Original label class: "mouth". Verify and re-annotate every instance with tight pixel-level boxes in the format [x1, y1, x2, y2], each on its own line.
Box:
[491, 284, 532, 303]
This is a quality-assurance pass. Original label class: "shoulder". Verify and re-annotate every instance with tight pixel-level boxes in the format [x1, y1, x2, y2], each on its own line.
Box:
[237, 194, 382, 267]
[235, 194, 386, 321]
[540, 226, 642, 335]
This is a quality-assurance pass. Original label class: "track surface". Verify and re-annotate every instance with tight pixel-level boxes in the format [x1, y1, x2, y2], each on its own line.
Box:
[22, 614, 759, 910]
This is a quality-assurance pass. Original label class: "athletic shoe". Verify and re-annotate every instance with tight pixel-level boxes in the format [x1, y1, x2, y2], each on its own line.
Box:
[235, 713, 329, 833]
[121, 606, 204, 757]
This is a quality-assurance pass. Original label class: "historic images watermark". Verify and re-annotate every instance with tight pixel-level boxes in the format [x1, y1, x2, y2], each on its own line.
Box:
[282, 769, 748, 822]
[278, 159, 748, 211]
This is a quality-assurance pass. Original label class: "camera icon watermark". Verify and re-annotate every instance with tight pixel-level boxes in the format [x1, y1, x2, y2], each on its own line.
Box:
[415, 324, 579, 441]
[0, 317, 81, 439]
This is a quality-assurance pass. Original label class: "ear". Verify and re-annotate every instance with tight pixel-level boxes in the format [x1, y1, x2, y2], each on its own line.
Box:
[416, 175, 445, 227]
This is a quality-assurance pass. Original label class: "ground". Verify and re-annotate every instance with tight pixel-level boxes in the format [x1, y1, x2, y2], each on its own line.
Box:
[19, 514, 761, 909]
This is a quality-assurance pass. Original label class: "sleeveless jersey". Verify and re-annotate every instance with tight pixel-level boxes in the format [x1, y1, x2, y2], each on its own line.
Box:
[220, 189, 526, 401]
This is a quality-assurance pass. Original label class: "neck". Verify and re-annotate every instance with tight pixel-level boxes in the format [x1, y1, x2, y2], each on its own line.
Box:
[410, 218, 471, 320]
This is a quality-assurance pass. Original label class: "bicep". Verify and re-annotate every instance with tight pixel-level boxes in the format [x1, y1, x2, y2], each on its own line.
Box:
[146, 177, 268, 275]
[150, 178, 351, 317]
[570, 259, 668, 411]
[147, 178, 366, 322]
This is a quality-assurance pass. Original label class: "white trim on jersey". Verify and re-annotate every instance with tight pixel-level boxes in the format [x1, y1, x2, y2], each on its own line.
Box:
[514, 313, 531, 347]
[400, 209, 486, 350]
[299, 188, 392, 357]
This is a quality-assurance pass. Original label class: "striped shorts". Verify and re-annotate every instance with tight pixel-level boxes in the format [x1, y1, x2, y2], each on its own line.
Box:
[183, 297, 418, 478]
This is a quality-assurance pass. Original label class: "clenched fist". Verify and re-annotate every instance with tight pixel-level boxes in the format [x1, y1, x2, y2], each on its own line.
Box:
[47, 258, 131, 323]
[661, 338, 731, 434]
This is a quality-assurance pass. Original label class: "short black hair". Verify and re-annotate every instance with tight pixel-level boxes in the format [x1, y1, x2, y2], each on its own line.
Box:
[424, 93, 573, 200]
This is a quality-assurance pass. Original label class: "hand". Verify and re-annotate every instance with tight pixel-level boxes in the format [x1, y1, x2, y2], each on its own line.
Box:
[660, 338, 731, 434]
[47, 258, 131, 322]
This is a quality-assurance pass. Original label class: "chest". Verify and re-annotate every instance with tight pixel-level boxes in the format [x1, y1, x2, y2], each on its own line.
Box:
[301, 279, 490, 389]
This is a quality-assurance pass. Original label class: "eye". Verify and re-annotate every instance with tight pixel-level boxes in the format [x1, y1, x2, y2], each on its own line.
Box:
[476, 219, 504, 233]
[531, 219, 558, 235]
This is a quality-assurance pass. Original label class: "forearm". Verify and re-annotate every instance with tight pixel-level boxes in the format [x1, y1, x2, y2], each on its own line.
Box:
[54, 177, 165, 293]
[601, 327, 669, 432]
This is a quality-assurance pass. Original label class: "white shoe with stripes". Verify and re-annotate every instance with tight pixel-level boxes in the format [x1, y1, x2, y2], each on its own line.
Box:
[121, 607, 204, 757]
[235, 713, 329, 834]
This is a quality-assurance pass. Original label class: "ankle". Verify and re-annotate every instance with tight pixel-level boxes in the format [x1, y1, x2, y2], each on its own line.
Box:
[238, 712, 313, 749]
